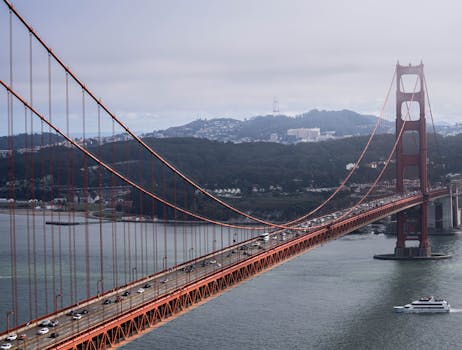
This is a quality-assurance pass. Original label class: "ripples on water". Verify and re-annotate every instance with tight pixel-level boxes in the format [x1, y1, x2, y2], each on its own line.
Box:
[122, 231, 462, 350]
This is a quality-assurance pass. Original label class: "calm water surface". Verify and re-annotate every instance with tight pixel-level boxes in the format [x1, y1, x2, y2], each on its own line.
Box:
[121, 232, 462, 350]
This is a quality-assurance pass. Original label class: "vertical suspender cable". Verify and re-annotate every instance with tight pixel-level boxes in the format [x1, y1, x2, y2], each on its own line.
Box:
[24, 105, 33, 320]
[26, 31, 33, 321]
[97, 103, 104, 293]
[40, 83, 48, 312]
[182, 182, 187, 264]
[82, 89, 90, 299]
[111, 118, 119, 288]
[138, 144, 144, 277]
[151, 157, 158, 274]
[65, 72, 74, 305]
[48, 52, 58, 312]
[162, 165, 167, 270]
[173, 173, 178, 285]
[8, 7, 19, 324]
[125, 139, 132, 283]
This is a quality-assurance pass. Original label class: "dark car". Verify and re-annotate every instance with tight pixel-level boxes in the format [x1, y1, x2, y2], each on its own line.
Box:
[143, 283, 151, 289]
[103, 299, 112, 305]
[122, 291, 130, 297]
[49, 333, 59, 338]
[78, 309, 88, 315]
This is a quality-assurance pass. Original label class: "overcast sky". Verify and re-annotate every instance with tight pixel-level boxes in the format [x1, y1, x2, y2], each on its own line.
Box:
[3, 0, 462, 132]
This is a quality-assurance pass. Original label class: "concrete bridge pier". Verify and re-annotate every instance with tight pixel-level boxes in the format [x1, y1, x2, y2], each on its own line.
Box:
[428, 182, 462, 233]
[450, 181, 462, 229]
[375, 186, 457, 260]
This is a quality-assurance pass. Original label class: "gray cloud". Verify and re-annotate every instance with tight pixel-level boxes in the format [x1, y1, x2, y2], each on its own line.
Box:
[2, 0, 462, 132]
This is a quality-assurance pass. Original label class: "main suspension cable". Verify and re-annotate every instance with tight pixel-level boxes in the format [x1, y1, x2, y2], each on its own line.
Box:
[285, 70, 396, 227]
[1, 0, 396, 232]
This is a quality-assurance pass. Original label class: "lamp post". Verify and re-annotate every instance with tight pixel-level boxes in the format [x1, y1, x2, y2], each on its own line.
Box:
[6, 310, 14, 333]
[131, 267, 137, 283]
[54, 293, 62, 313]
[97, 279, 103, 297]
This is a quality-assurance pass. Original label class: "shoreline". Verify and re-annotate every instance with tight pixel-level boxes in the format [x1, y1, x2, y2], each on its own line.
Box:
[0, 209, 260, 226]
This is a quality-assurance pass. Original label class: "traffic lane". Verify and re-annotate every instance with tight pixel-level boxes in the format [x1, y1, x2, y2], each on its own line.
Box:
[7, 235, 283, 349]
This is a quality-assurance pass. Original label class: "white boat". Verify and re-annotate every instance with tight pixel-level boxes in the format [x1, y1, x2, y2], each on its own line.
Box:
[394, 296, 450, 313]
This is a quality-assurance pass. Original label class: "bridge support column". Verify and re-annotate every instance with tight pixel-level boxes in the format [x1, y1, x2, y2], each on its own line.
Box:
[374, 62, 450, 260]
[428, 194, 455, 232]
[393, 62, 431, 258]
[450, 181, 462, 228]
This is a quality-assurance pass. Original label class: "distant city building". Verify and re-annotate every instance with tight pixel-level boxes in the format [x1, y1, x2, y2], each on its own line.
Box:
[287, 128, 321, 142]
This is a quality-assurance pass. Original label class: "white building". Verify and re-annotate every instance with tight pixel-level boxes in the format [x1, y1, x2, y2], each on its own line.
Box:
[287, 128, 321, 142]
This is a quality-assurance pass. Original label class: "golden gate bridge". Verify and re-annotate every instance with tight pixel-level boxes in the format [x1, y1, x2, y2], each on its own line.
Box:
[0, 1, 458, 349]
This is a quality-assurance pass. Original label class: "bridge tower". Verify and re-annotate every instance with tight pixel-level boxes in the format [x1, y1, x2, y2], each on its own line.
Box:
[394, 62, 430, 257]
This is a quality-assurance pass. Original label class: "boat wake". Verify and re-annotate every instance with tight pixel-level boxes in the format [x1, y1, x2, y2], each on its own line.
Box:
[449, 308, 462, 313]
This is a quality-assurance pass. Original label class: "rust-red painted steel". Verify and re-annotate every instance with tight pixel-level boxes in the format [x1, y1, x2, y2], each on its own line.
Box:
[395, 63, 429, 252]
[40, 189, 448, 350]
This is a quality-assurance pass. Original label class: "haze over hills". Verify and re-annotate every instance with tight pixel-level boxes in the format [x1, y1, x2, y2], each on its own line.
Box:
[144, 109, 394, 143]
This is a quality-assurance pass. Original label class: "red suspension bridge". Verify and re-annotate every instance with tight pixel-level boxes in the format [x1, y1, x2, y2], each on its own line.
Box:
[0, 2, 458, 349]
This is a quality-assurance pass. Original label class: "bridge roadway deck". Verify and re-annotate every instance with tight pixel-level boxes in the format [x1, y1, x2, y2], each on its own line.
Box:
[1, 189, 448, 350]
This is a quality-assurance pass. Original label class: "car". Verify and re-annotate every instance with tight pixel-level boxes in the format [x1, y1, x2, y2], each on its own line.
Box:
[103, 299, 112, 305]
[122, 291, 130, 297]
[137, 288, 145, 294]
[0, 343, 11, 350]
[37, 328, 49, 335]
[5, 334, 16, 341]
[38, 319, 51, 327]
[160, 278, 169, 284]
[49, 320, 59, 327]
[66, 310, 77, 316]
[72, 314, 82, 320]
[78, 309, 88, 315]
[49, 333, 59, 339]
[184, 265, 194, 272]
[143, 283, 151, 288]
[18, 334, 27, 341]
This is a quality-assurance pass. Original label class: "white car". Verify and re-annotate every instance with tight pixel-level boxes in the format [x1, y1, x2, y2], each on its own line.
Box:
[72, 313, 82, 320]
[5, 334, 16, 341]
[37, 328, 49, 335]
[0, 344, 11, 350]
[137, 288, 145, 294]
